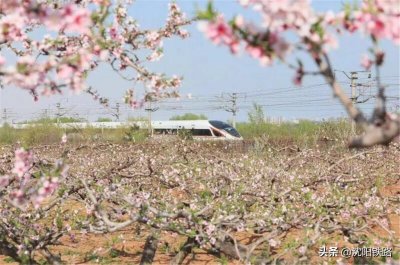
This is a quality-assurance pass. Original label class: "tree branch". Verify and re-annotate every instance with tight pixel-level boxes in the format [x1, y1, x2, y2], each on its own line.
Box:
[314, 52, 400, 148]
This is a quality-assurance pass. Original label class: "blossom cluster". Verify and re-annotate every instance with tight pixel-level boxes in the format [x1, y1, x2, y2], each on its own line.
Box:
[199, 0, 399, 83]
[341, 0, 400, 45]
[0, 148, 67, 208]
[0, 146, 73, 264]
[0, 0, 189, 104]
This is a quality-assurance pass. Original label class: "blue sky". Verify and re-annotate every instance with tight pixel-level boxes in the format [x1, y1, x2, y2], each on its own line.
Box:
[1, 0, 399, 123]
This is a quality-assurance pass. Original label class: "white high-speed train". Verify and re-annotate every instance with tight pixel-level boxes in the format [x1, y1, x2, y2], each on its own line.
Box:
[151, 120, 242, 140]
[8, 120, 243, 140]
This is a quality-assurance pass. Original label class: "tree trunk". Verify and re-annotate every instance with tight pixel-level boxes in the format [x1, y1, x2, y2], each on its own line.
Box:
[140, 233, 159, 265]
[170, 237, 196, 265]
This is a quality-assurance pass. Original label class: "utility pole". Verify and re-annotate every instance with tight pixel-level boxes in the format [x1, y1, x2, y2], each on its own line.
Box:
[55, 102, 68, 124]
[56, 103, 62, 124]
[43, 109, 49, 119]
[2, 108, 8, 125]
[350, 72, 358, 134]
[334, 70, 371, 134]
[232, 93, 237, 128]
[111, 103, 120, 121]
[218, 92, 239, 128]
[144, 100, 159, 136]
[147, 101, 152, 135]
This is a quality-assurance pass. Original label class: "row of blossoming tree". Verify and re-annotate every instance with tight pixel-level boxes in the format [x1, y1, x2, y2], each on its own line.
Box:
[0, 0, 399, 264]
[1, 141, 398, 264]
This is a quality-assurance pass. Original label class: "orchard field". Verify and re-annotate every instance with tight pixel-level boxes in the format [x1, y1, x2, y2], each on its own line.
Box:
[1, 0, 400, 264]
[0, 139, 399, 264]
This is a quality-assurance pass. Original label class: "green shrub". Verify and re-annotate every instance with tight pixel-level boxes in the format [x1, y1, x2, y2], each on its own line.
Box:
[177, 129, 193, 140]
[124, 125, 148, 143]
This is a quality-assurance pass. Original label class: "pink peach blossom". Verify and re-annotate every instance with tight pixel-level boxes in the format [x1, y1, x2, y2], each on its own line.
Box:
[361, 54, 373, 70]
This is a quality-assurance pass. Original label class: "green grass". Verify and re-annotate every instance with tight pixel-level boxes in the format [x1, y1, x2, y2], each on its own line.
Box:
[96, 117, 113, 122]
[1, 118, 353, 147]
[2, 257, 15, 263]
[0, 123, 148, 146]
[0, 123, 63, 145]
[237, 118, 353, 148]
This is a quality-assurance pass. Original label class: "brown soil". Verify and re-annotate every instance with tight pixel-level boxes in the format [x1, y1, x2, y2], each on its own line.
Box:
[0, 143, 398, 265]
[1, 192, 398, 265]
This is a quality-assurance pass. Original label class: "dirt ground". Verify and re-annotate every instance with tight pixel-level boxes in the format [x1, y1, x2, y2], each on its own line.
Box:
[0, 143, 399, 264]
[1, 185, 397, 265]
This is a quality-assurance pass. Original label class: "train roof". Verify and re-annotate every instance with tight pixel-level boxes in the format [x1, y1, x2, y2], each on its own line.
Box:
[151, 120, 211, 130]
[6, 120, 217, 130]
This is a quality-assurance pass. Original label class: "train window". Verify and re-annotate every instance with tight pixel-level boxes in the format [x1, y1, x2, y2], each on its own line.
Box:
[192, 129, 212, 136]
[223, 127, 241, 138]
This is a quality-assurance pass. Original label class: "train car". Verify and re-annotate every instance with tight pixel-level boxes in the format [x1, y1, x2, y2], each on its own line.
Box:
[150, 120, 242, 140]
[7, 120, 243, 140]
